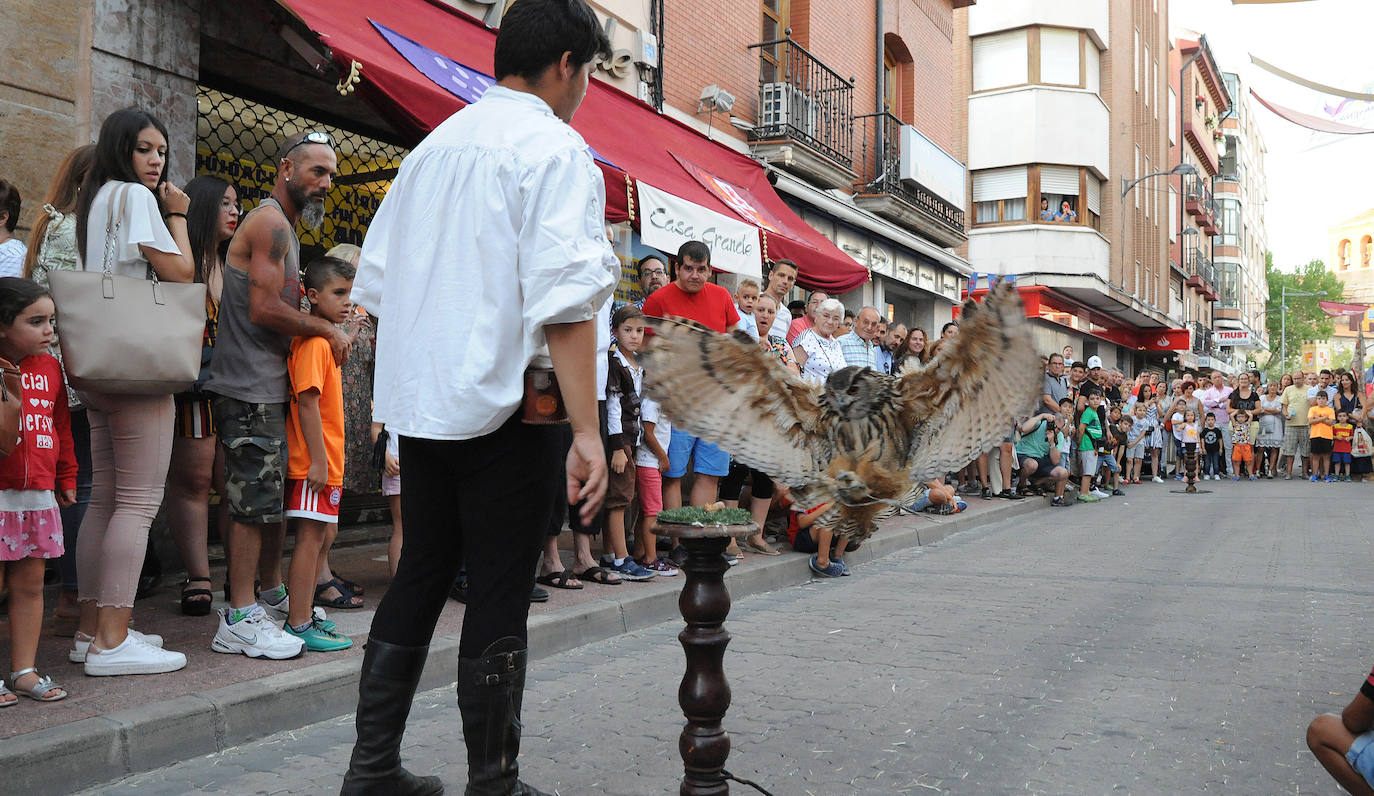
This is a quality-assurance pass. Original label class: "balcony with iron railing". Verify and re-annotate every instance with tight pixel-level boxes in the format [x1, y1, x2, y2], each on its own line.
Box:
[1186, 246, 1219, 302]
[852, 111, 967, 247]
[1189, 320, 1214, 355]
[1184, 174, 1219, 235]
[747, 37, 856, 189]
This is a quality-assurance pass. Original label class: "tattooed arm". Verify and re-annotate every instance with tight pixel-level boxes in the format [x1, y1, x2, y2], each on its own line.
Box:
[242, 212, 348, 362]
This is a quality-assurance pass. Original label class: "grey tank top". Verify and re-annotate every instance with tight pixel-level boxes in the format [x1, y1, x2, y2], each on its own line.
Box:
[202, 198, 301, 404]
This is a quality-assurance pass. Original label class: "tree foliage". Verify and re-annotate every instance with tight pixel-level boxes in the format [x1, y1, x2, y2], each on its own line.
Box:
[1264, 254, 1344, 376]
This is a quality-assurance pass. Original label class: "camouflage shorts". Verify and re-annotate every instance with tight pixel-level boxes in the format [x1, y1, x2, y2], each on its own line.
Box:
[211, 395, 288, 525]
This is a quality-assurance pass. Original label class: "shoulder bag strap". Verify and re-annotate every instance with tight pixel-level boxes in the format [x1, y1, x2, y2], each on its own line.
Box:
[101, 183, 133, 277]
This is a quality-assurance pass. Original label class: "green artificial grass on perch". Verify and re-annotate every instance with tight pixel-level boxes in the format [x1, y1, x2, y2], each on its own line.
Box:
[656, 505, 753, 526]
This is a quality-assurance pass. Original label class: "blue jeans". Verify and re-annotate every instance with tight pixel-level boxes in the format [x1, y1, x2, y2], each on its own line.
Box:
[1204, 451, 1221, 476]
[58, 407, 93, 592]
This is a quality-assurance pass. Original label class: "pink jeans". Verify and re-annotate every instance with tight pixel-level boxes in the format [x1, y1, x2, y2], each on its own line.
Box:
[75, 391, 175, 608]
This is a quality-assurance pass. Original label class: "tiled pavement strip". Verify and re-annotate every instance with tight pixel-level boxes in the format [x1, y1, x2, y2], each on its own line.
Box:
[3, 488, 1036, 794]
[61, 480, 1374, 795]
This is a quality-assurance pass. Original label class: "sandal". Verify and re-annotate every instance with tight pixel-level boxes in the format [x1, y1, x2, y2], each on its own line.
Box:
[744, 538, 781, 556]
[333, 574, 365, 597]
[536, 570, 584, 590]
[0, 680, 14, 707]
[10, 668, 66, 702]
[180, 578, 214, 617]
[313, 579, 364, 609]
[578, 566, 622, 585]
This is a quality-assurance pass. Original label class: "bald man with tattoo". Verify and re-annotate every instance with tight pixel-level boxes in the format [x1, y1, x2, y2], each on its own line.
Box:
[203, 131, 353, 661]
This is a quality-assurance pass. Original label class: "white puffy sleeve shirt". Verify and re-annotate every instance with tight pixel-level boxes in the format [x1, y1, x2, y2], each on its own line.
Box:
[356, 87, 619, 440]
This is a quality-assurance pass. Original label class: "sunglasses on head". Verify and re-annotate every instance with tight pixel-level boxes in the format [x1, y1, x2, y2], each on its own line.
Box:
[281, 130, 334, 159]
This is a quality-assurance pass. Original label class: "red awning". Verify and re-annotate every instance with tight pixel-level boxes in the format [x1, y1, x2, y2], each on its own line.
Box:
[964, 285, 1190, 351]
[272, 0, 870, 293]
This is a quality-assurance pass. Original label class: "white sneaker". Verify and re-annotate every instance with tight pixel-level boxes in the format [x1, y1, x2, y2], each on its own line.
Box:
[69, 628, 165, 663]
[1151, 476, 1164, 483]
[1090, 488, 1110, 499]
[83, 635, 187, 676]
[258, 594, 330, 627]
[212, 607, 305, 659]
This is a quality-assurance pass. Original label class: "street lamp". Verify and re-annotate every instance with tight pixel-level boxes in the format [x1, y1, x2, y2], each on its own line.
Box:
[1279, 286, 1327, 373]
[1119, 163, 1199, 294]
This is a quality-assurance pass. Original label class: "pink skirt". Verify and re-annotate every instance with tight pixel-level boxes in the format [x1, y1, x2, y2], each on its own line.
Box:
[0, 507, 65, 561]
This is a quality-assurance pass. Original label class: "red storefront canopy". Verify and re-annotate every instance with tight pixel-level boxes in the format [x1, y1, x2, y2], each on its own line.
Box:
[271, 0, 870, 292]
[964, 284, 1190, 352]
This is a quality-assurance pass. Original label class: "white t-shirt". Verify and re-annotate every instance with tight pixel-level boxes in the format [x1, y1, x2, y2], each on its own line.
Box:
[0, 238, 27, 278]
[635, 395, 672, 469]
[81, 181, 180, 277]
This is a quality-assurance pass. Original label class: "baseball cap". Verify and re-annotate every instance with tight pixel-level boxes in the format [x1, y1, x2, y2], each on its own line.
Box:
[1086, 355, 1103, 370]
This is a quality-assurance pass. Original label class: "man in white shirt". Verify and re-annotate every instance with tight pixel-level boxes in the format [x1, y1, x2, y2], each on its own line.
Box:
[343, 3, 614, 793]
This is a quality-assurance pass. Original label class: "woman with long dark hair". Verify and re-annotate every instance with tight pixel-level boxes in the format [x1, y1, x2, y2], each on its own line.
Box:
[1336, 371, 1370, 480]
[893, 326, 929, 372]
[71, 107, 194, 677]
[165, 175, 238, 615]
[23, 144, 97, 633]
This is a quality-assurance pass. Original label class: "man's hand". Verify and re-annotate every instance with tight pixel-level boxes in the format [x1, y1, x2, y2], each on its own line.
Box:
[327, 325, 352, 366]
[306, 461, 328, 494]
[567, 429, 607, 523]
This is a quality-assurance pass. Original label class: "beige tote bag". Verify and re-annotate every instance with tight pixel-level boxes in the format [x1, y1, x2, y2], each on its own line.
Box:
[49, 183, 207, 395]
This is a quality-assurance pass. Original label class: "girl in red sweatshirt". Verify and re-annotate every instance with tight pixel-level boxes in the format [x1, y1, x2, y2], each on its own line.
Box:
[0, 278, 76, 705]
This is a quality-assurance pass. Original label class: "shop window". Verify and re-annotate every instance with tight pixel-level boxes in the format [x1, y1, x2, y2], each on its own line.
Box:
[1339, 239, 1352, 270]
[1363, 235, 1372, 268]
[195, 85, 408, 255]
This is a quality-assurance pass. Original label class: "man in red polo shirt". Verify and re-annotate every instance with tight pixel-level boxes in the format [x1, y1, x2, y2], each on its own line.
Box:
[642, 240, 740, 509]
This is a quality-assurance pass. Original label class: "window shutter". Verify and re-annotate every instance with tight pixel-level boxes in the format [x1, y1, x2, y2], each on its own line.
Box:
[1086, 45, 1101, 95]
[1040, 28, 1080, 85]
[972, 167, 1028, 202]
[1040, 165, 1080, 195]
[972, 31, 1028, 91]
[1086, 176, 1102, 214]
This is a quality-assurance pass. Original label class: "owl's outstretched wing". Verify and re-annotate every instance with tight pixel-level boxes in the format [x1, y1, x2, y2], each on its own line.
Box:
[896, 281, 1040, 484]
[638, 318, 829, 487]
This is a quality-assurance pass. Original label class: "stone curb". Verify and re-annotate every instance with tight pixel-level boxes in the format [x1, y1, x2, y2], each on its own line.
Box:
[3, 498, 1041, 795]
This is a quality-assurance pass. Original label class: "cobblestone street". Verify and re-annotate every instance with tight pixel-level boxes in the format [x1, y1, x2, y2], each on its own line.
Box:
[81, 481, 1372, 794]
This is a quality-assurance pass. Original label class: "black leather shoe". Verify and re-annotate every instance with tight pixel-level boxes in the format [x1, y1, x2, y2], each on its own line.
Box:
[340, 640, 444, 795]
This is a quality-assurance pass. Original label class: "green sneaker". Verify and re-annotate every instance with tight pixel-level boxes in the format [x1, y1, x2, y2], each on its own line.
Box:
[286, 620, 353, 652]
[1075, 493, 1100, 503]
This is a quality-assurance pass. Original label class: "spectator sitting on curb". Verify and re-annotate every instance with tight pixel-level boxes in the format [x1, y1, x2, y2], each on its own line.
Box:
[1307, 663, 1374, 796]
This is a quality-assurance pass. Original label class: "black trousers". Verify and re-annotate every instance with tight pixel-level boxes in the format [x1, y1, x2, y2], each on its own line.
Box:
[368, 414, 562, 658]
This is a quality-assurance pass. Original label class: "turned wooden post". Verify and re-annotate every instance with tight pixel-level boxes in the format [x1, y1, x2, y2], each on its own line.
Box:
[655, 521, 756, 796]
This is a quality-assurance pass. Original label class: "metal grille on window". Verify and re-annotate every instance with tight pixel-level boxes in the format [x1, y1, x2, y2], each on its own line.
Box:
[195, 86, 409, 255]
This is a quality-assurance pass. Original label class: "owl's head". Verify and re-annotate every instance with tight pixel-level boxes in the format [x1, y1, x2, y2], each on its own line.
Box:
[822, 366, 893, 418]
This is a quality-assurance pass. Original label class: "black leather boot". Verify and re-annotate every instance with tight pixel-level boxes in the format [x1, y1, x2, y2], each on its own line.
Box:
[340, 639, 445, 795]
[457, 637, 550, 796]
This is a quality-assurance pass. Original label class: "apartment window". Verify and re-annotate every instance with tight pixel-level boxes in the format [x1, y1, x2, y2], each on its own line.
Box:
[1153, 59, 1160, 119]
[972, 30, 1028, 91]
[760, 0, 789, 83]
[1133, 29, 1140, 92]
[972, 166, 1027, 223]
[884, 50, 900, 116]
[1218, 199, 1240, 246]
[974, 165, 1101, 230]
[972, 28, 1100, 95]
[1039, 28, 1080, 85]
[1144, 44, 1151, 106]
[1134, 146, 1140, 208]
[1169, 87, 1178, 144]
[1144, 156, 1151, 218]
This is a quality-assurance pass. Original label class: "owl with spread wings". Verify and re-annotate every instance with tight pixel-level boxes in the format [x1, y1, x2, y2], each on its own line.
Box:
[638, 281, 1040, 541]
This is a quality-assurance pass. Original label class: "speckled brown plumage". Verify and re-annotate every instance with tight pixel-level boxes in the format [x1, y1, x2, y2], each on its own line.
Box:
[639, 282, 1039, 540]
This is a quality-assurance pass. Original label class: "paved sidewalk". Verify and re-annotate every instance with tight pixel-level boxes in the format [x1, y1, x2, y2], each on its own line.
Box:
[71, 477, 1374, 795]
[0, 489, 1042, 795]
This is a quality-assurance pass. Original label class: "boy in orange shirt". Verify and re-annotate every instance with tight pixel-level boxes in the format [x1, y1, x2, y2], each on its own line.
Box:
[284, 256, 356, 651]
[1307, 390, 1336, 483]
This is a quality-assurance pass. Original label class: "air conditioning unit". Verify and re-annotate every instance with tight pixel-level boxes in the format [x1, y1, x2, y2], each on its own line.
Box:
[759, 82, 818, 138]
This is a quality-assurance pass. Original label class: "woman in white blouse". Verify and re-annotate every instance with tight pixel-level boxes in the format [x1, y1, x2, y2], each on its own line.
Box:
[792, 298, 846, 385]
[70, 108, 195, 677]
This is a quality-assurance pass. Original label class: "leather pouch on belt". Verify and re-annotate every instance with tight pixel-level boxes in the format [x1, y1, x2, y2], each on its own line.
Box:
[522, 368, 567, 424]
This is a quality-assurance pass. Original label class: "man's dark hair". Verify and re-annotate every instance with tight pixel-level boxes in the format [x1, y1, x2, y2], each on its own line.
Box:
[1070, 361, 1086, 371]
[637, 254, 666, 279]
[1048, 353, 1064, 365]
[0, 180, 19, 233]
[677, 240, 710, 265]
[1321, 368, 1333, 378]
[769, 258, 797, 275]
[843, 309, 855, 321]
[787, 299, 806, 315]
[1081, 383, 1103, 398]
[493, 0, 612, 82]
[303, 255, 356, 292]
